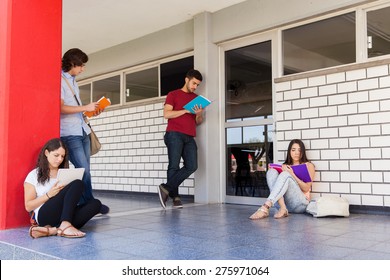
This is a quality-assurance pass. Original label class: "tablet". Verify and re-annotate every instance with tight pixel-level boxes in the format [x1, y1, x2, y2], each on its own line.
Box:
[56, 168, 85, 186]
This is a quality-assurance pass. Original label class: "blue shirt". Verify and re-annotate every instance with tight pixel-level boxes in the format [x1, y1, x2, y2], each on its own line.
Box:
[60, 71, 91, 136]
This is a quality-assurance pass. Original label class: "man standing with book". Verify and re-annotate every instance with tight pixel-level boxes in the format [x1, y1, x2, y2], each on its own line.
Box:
[158, 69, 205, 209]
[60, 48, 110, 214]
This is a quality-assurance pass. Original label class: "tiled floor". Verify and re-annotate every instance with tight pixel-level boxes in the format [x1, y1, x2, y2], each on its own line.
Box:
[1, 191, 390, 260]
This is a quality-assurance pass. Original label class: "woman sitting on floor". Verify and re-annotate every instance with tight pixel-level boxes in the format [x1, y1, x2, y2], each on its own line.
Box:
[249, 139, 315, 220]
[24, 138, 101, 238]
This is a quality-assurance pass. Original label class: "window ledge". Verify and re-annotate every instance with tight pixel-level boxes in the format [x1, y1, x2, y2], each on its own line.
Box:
[276, 56, 390, 83]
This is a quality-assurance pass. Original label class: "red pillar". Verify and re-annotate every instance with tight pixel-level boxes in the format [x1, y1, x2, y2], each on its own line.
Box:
[0, 0, 62, 229]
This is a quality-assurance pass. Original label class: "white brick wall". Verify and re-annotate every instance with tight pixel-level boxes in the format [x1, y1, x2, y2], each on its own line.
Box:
[87, 60, 390, 208]
[275, 62, 390, 207]
[89, 100, 194, 195]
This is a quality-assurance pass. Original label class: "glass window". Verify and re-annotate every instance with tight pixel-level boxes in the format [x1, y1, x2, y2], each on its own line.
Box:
[367, 6, 390, 58]
[93, 75, 120, 105]
[160, 56, 194, 96]
[79, 56, 193, 107]
[226, 125, 274, 198]
[283, 12, 356, 75]
[227, 125, 274, 145]
[79, 83, 91, 105]
[243, 126, 265, 144]
[225, 41, 272, 120]
[227, 127, 242, 145]
[125, 68, 158, 103]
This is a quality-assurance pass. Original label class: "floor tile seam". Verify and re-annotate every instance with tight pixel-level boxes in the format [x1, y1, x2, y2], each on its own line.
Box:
[302, 236, 354, 248]
[323, 226, 387, 234]
[286, 249, 361, 260]
[248, 239, 313, 253]
[365, 245, 390, 254]
[217, 245, 278, 259]
[326, 221, 390, 230]
[305, 237, 383, 253]
[103, 203, 204, 218]
[318, 239, 381, 251]
[360, 249, 390, 257]
[105, 242, 176, 256]
[305, 229, 352, 237]
[327, 248, 368, 260]
[132, 232, 249, 251]
[90, 229, 159, 239]
[350, 228, 390, 235]
[80, 239, 145, 250]
[336, 234, 390, 242]
[301, 243, 363, 255]
[92, 226, 209, 239]
[327, 233, 388, 243]
[140, 240, 217, 254]
[71, 244, 142, 259]
[134, 249, 213, 260]
[45, 241, 134, 259]
[287, 236, 334, 245]
[0, 240, 62, 260]
[339, 248, 386, 259]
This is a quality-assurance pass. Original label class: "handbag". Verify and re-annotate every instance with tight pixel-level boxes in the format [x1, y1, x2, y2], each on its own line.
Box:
[88, 124, 101, 155]
[62, 76, 102, 155]
[306, 196, 350, 218]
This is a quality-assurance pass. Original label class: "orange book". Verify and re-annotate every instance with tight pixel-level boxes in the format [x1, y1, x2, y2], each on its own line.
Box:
[84, 96, 111, 117]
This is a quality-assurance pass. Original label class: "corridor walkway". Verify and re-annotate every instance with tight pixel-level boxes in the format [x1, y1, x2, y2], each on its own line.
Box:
[1, 192, 390, 260]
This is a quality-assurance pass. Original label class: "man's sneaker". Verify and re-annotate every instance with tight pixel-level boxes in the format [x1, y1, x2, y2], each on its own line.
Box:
[158, 184, 169, 209]
[173, 197, 183, 209]
[100, 204, 110, 214]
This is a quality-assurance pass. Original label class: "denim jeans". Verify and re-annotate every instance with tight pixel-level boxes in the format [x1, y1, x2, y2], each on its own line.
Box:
[61, 131, 93, 205]
[266, 168, 309, 213]
[164, 131, 198, 198]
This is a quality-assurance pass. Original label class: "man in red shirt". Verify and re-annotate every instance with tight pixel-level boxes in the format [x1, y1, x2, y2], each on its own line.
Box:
[158, 69, 204, 209]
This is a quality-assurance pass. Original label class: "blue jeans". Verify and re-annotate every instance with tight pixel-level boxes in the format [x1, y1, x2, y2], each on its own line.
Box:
[164, 131, 198, 198]
[61, 131, 93, 205]
[266, 168, 309, 213]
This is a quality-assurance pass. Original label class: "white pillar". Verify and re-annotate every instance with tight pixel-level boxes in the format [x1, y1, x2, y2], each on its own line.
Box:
[193, 12, 222, 203]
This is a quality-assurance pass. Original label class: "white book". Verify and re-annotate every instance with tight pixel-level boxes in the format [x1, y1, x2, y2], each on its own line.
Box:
[56, 168, 85, 186]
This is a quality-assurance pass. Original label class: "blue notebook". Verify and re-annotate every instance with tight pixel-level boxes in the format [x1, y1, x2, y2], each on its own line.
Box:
[183, 95, 211, 114]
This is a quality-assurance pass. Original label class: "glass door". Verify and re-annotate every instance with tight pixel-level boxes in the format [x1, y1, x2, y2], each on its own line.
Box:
[223, 38, 275, 205]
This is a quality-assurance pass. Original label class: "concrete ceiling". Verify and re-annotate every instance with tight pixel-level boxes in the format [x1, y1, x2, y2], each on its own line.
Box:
[63, 0, 247, 54]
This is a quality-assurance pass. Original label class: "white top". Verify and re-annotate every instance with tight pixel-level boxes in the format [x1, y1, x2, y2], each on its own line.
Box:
[24, 168, 57, 223]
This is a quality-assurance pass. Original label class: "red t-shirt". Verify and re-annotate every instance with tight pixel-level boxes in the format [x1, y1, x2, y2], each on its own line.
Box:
[165, 89, 198, 137]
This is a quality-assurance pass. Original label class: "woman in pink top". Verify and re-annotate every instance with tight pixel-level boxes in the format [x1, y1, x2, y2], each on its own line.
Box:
[250, 139, 315, 219]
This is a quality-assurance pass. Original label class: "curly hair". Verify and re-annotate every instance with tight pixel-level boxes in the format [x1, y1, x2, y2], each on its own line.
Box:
[61, 48, 88, 72]
[36, 138, 69, 184]
[284, 139, 309, 165]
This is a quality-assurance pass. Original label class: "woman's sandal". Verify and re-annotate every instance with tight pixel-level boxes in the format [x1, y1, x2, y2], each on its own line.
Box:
[274, 208, 289, 219]
[249, 204, 270, 220]
[57, 225, 86, 238]
[29, 225, 55, 239]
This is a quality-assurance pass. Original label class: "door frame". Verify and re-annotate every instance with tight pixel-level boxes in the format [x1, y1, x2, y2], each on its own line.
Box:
[219, 31, 280, 205]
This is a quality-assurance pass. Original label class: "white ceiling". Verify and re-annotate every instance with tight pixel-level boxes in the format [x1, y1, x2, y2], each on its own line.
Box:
[62, 0, 247, 54]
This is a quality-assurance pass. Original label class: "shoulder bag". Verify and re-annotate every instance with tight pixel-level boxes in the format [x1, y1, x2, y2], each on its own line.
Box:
[306, 196, 350, 218]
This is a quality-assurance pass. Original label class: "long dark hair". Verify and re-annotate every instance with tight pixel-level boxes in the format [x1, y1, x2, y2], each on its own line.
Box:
[36, 138, 69, 184]
[284, 139, 309, 165]
[61, 48, 88, 72]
